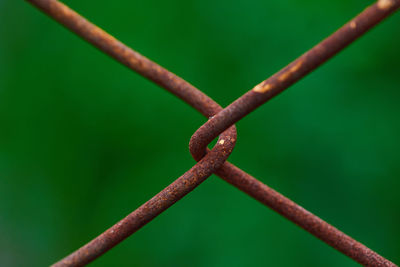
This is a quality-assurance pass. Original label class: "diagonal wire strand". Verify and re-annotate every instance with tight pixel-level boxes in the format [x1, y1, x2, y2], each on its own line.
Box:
[189, 0, 400, 161]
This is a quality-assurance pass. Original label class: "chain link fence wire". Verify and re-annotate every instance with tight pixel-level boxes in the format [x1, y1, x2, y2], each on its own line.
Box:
[25, 0, 400, 266]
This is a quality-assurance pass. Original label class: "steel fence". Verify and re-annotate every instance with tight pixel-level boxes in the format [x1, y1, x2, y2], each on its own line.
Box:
[25, 0, 400, 266]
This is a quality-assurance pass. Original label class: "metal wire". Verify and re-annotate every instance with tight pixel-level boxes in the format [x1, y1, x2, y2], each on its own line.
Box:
[25, 0, 400, 266]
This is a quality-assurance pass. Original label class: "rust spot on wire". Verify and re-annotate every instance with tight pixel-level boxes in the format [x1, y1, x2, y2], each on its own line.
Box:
[25, 0, 400, 266]
[290, 59, 304, 73]
[253, 83, 272, 93]
[378, 0, 396, 9]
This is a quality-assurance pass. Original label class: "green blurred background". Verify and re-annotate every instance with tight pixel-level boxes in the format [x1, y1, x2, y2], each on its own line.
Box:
[1, 0, 399, 266]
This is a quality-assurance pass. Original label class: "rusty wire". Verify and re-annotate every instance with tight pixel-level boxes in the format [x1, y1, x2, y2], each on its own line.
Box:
[26, 0, 400, 266]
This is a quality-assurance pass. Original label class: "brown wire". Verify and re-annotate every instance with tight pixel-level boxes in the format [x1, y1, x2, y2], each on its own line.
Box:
[25, 0, 400, 266]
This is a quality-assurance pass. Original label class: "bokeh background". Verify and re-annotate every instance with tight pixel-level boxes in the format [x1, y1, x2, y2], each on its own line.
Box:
[1, 0, 399, 266]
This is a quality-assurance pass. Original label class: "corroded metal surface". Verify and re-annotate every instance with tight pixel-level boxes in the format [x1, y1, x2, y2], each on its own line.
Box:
[216, 163, 396, 267]
[25, 0, 400, 266]
[189, 0, 400, 159]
